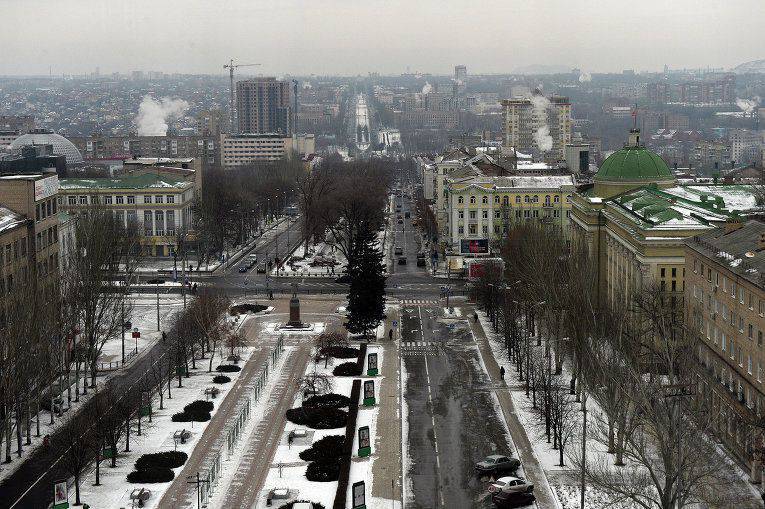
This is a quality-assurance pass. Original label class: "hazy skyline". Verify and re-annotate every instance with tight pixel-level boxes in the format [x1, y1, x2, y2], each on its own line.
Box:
[2, 0, 764, 76]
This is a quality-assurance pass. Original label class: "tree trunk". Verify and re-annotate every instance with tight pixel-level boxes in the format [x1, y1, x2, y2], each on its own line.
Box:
[110, 442, 117, 467]
[94, 447, 101, 486]
[5, 415, 12, 463]
[607, 416, 615, 454]
[15, 404, 23, 458]
[74, 472, 81, 505]
[125, 417, 130, 452]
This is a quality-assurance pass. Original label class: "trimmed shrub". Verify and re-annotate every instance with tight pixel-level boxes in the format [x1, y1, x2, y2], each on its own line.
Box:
[171, 400, 214, 422]
[126, 467, 175, 483]
[305, 459, 341, 482]
[299, 435, 345, 462]
[332, 362, 361, 377]
[303, 393, 351, 409]
[285, 407, 348, 429]
[212, 375, 231, 384]
[277, 501, 326, 509]
[216, 364, 241, 373]
[135, 451, 188, 470]
[320, 346, 359, 359]
[230, 303, 268, 315]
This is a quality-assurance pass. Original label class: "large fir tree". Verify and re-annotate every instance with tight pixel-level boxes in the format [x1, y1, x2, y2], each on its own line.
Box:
[345, 228, 386, 338]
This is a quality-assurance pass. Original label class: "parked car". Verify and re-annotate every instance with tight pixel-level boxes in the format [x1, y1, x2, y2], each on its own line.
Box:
[474, 454, 520, 476]
[397, 219, 403, 224]
[489, 476, 534, 495]
[492, 491, 536, 508]
[398, 257, 407, 265]
[416, 257, 426, 267]
[256, 263, 267, 273]
[335, 274, 352, 284]
[238, 264, 248, 273]
[404, 211, 410, 218]
[394, 246, 403, 255]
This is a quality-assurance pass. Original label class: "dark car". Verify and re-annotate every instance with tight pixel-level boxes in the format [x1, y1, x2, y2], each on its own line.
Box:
[256, 263, 267, 273]
[335, 274, 352, 284]
[238, 264, 248, 273]
[492, 491, 536, 508]
[398, 257, 407, 265]
[404, 211, 410, 218]
[474, 455, 520, 477]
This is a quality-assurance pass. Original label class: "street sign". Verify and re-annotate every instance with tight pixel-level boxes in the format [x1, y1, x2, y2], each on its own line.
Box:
[53, 480, 69, 509]
[132, 328, 140, 339]
[358, 426, 371, 457]
[352, 481, 367, 509]
[366, 353, 378, 376]
[363, 380, 376, 406]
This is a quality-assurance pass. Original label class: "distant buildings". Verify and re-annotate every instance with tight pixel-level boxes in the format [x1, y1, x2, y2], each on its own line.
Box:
[220, 133, 314, 168]
[648, 74, 735, 105]
[501, 94, 572, 159]
[729, 129, 762, 166]
[0, 115, 34, 134]
[454, 65, 467, 82]
[69, 133, 219, 167]
[236, 78, 293, 135]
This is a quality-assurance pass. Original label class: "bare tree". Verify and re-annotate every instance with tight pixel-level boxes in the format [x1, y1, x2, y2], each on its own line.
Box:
[315, 331, 349, 368]
[298, 372, 333, 400]
[55, 410, 92, 505]
[186, 290, 230, 372]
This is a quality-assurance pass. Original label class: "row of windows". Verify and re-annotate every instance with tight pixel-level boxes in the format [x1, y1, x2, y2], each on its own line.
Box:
[63, 194, 180, 206]
[456, 194, 572, 205]
[35, 198, 57, 222]
[693, 257, 763, 314]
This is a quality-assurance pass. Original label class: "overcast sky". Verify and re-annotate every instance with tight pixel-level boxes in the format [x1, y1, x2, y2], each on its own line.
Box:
[2, 0, 763, 76]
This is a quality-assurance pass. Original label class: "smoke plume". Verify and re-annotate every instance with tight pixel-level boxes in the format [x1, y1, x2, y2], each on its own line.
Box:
[421, 82, 433, 95]
[529, 94, 553, 152]
[735, 96, 760, 115]
[578, 71, 592, 83]
[135, 95, 190, 136]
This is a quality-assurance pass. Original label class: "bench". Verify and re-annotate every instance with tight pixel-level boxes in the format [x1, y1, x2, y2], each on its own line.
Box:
[130, 487, 151, 506]
[204, 387, 220, 399]
[173, 429, 191, 445]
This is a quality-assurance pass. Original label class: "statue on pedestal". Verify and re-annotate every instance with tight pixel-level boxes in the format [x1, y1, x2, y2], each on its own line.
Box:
[287, 282, 302, 327]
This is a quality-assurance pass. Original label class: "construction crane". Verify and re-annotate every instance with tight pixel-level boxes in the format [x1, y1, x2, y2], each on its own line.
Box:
[223, 59, 261, 134]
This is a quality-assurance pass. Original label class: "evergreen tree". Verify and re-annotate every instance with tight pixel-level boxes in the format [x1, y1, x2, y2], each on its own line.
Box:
[346, 228, 386, 338]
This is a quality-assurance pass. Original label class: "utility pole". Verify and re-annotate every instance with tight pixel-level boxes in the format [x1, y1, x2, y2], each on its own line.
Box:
[580, 392, 587, 509]
[223, 59, 261, 134]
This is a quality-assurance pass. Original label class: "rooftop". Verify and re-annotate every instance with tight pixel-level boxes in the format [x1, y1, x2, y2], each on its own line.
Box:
[60, 173, 192, 191]
[0, 207, 26, 235]
[689, 220, 765, 288]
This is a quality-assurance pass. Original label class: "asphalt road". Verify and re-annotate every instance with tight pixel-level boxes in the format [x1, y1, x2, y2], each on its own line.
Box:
[401, 304, 514, 509]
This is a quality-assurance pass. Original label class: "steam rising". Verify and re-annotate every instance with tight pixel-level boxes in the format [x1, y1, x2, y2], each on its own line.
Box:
[421, 82, 433, 95]
[735, 96, 760, 115]
[530, 94, 553, 152]
[135, 95, 190, 136]
[578, 71, 592, 82]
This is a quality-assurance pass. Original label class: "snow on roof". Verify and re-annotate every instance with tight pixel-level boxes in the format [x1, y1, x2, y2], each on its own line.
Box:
[664, 185, 759, 212]
[0, 207, 25, 234]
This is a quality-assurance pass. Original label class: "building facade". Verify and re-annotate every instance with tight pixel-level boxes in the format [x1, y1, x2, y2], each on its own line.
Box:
[220, 133, 314, 168]
[501, 94, 572, 159]
[69, 134, 219, 167]
[685, 221, 765, 476]
[236, 78, 293, 135]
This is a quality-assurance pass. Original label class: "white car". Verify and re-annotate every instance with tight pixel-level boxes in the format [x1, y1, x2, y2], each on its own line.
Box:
[488, 476, 534, 495]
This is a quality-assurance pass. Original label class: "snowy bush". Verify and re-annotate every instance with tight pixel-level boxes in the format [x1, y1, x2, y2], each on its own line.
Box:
[212, 375, 231, 384]
[299, 435, 345, 462]
[285, 407, 348, 429]
[126, 466, 175, 483]
[305, 459, 341, 482]
[171, 400, 214, 422]
[303, 393, 351, 409]
[215, 364, 241, 373]
[320, 346, 359, 359]
[135, 451, 188, 470]
[332, 362, 361, 376]
[278, 501, 326, 509]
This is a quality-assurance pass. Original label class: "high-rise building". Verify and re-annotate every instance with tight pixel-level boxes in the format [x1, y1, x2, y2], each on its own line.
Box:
[454, 65, 467, 81]
[501, 94, 572, 159]
[236, 78, 292, 135]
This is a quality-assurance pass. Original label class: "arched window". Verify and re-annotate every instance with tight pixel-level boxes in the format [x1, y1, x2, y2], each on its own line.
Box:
[457, 196, 464, 204]
[482, 196, 488, 204]
[494, 196, 500, 204]
[544, 195, 551, 205]
[566, 194, 572, 203]
[503, 196, 509, 205]
[524, 195, 530, 203]
[515, 196, 521, 204]
[470, 196, 476, 204]
[554, 195, 560, 203]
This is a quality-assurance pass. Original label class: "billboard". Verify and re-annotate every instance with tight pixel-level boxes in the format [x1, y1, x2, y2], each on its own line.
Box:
[460, 239, 489, 255]
[34, 175, 60, 201]
[466, 257, 504, 280]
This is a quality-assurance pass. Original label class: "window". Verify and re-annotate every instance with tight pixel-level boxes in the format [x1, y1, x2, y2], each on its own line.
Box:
[144, 195, 152, 204]
[671, 267, 677, 278]
[566, 194, 572, 203]
[470, 196, 476, 204]
[482, 225, 488, 234]
[104, 195, 112, 205]
[458, 196, 464, 204]
[759, 362, 763, 383]
[748, 355, 753, 375]
[155, 195, 164, 204]
[502, 196, 509, 205]
[68, 196, 76, 205]
[759, 330, 764, 347]
[35, 204, 40, 221]
[458, 211, 464, 219]
[532, 195, 539, 203]
[166, 210, 175, 235]
[481, 196, 488, 204]
[740, 288, 744, 304]
[515, 210, 522, 219]
[155, 211, 164, 235]
[167, 195, 175, 204]
[469, 211, 476, 219]
[515, 196, 521, 204]
[116, 210, 125, 225]
[482, 211, 488, 219]
[20, 238, 25, 257]
[127, 210, 137, 224]
[554, 195, 560, 203]
[494, 211, 501, 219]
[524, 210, 530, 218]
[524, 195, 530, 203]
[144, 211, 153, 235]
[468, 224, 476, 235]
[458, 226, 464, 234]
[79, 196, 87, 205]
[47, 200, 52, 216]
[116, 195, 124, 204]
[544, 195, 551, 206]
[730, 339, 735, 360]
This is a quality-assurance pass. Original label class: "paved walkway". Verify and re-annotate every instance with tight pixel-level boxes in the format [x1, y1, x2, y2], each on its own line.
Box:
[158, 316, 280, 508]
[371, 310, 402, 503]
[468, 308, 559, 509]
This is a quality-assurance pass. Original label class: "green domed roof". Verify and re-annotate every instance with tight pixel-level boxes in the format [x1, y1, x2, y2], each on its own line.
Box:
[595, 145, 673, 182]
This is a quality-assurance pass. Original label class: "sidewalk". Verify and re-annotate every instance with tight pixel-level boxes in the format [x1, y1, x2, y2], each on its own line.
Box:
[468, 310, 560, 509]
[370, 310, 402, 504]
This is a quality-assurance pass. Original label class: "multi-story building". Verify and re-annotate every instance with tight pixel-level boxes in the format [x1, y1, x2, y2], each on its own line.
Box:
[69, 133, 219, 168]
[0, 115, 34, 134]
[501, 94, 572, 159]
[647, 82, 670, 104]
[58, 173, 196, 257]
[730, 130, 762, 166]
[220, 133, 315, 168]
[236, 78, 293, 135]
[196, 109, 226, 137]
[454, 65, 467, 82]
[0, 206, 32, 292]
[571, 129, 760, 304]
[0, 173, 61, 282]
[693, 141, 732, 172]
[685, 220, 765, 475]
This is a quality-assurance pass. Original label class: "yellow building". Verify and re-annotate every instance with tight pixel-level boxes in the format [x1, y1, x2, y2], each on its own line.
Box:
[571, 129, 760, 304]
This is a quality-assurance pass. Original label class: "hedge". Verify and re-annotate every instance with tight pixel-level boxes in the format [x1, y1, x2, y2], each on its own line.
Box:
[333, 379, 361, 509]
[126, 467, 175, 483]
[320, 346, 359, 359]
[216, 364, 241, 373]
[171, 400, 214, 422]
[299, 435, 345, 462]
[135, 451, 188, 470]
[303, 393, 351, 409]
[229, 303, 268, 315]
[278, 501, 326, 509]
[212, 375, 231, 384]
[332, 362, 361, 377]
[285, 407, 347, 429]
[306, 459, 341, 482]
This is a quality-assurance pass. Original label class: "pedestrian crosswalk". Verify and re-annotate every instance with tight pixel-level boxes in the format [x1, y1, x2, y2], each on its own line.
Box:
[399, 299, 439, 305]
[401, 340, 440, 356]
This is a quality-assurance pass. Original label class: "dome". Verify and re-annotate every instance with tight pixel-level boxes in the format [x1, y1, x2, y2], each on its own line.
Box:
[10, 130, 84, 165]
[595, 130, 673, 183]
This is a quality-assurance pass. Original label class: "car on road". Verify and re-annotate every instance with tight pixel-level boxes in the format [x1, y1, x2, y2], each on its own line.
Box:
[475, 454, 520, 477]
[489, 476, 534, 496]
[238, 264, 248, 273]
[256, 263, 267, 273]
[404, 211, 410, 218]
[397, 257, 407, 265]
[492, 491, 536, 508]
[394, 246, 403, 255]
[335, 274, 352, 284]
[397, 219, 403, 224]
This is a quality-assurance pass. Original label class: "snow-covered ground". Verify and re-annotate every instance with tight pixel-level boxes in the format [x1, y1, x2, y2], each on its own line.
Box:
[71, 346, 255, 508]
[276, 241, 347, 278]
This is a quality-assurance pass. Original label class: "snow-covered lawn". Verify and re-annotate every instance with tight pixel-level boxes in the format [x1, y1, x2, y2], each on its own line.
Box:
[71, 346, 255, 508]
[277, 242, 347, 278]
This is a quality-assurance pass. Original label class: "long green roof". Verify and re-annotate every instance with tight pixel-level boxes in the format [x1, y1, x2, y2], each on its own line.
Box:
[595, 146, 673, 182]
